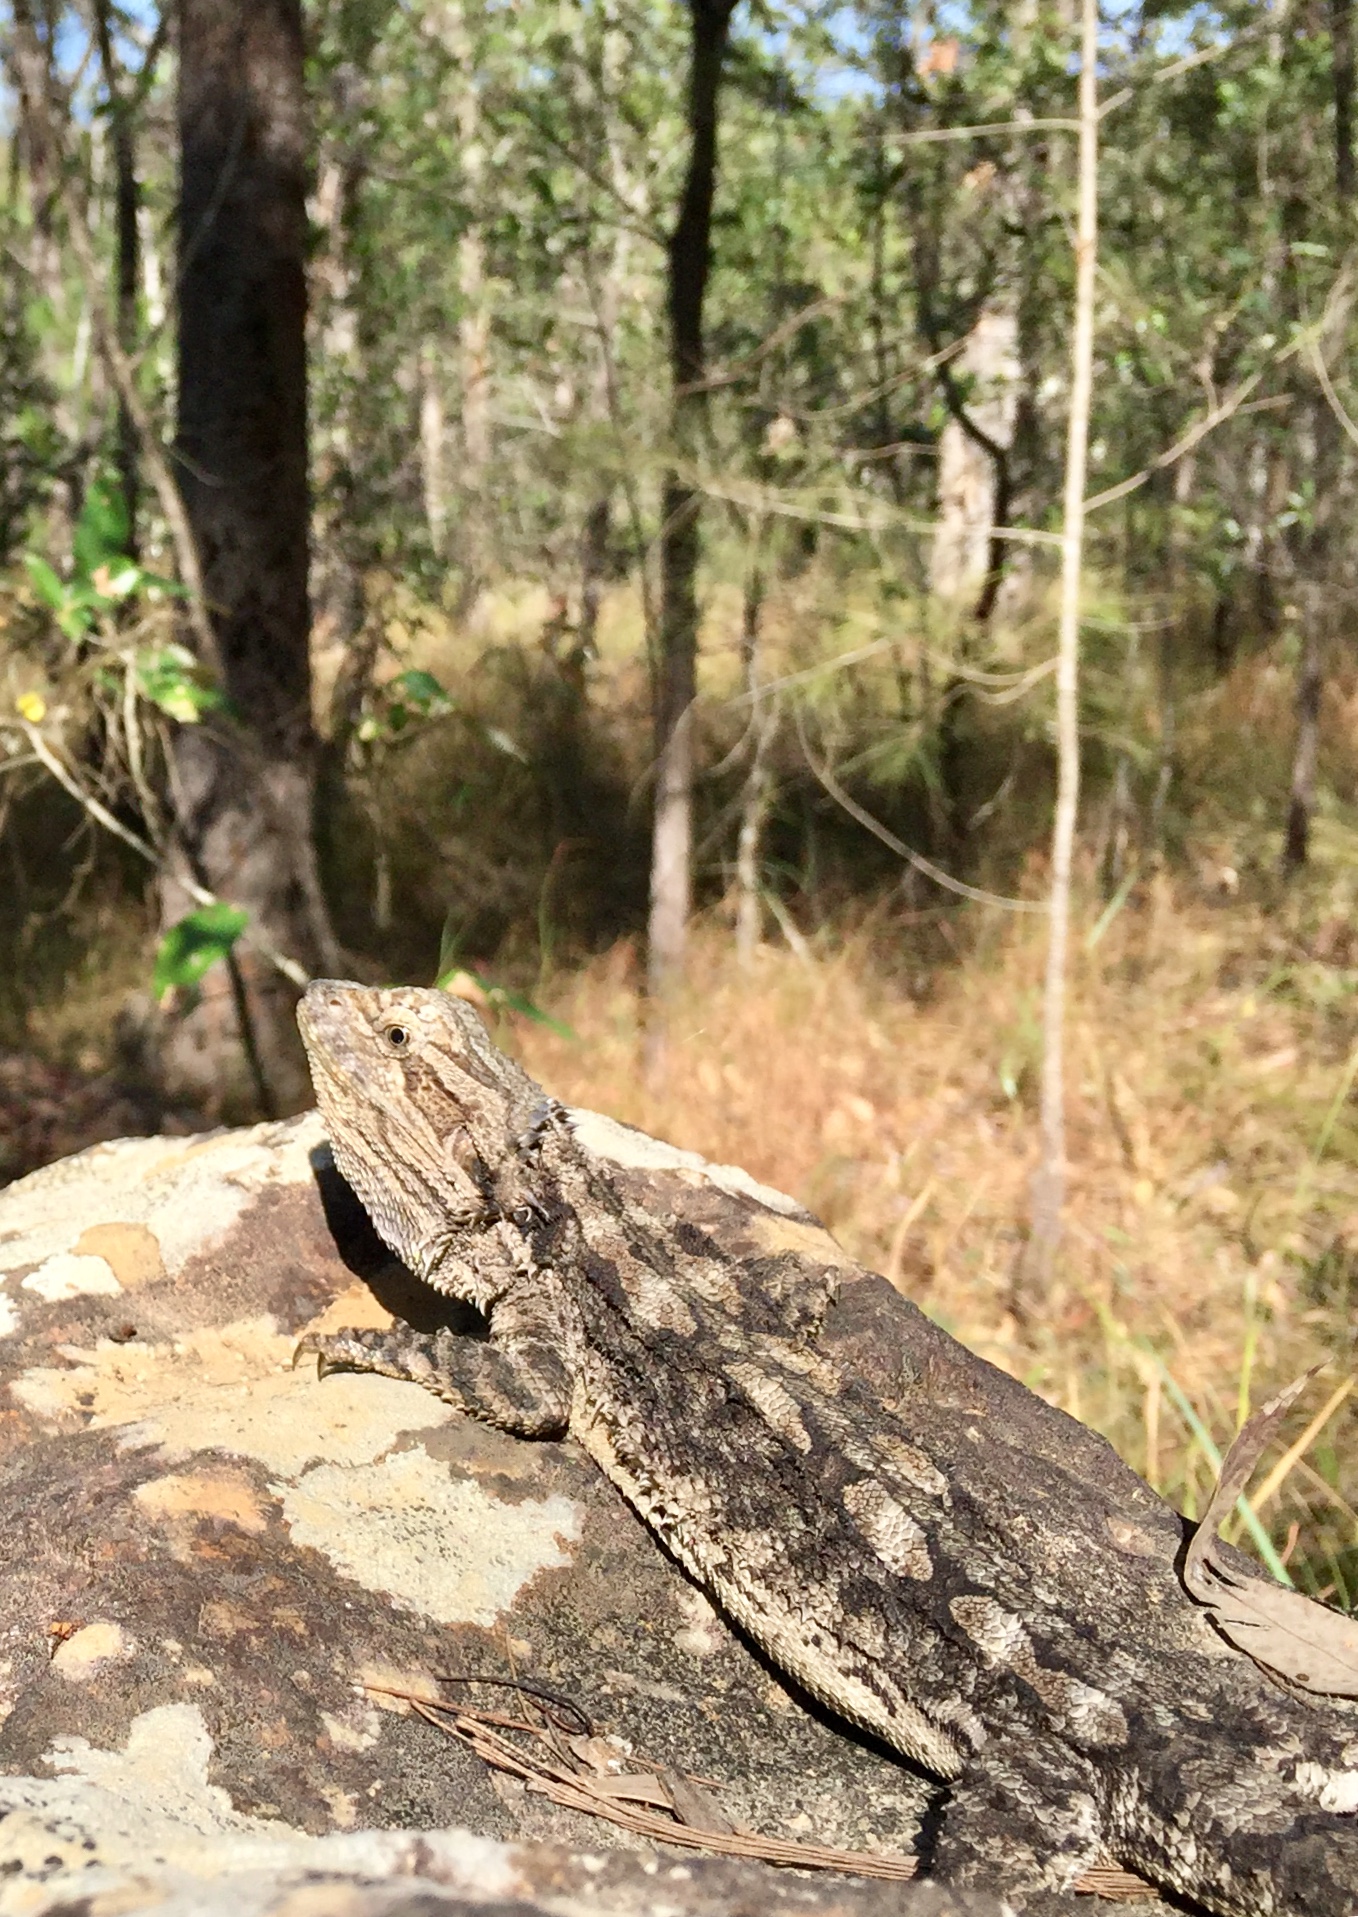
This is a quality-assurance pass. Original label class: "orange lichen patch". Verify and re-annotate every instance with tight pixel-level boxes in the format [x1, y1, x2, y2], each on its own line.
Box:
[297, 1283, 395, 1338]
[197, 1599, 259, 1641]
[133, 1467, 270, 1538]
[51, 1621, 135, 1681]
[73, 1222, 165, 1291]
[356, 1659, 444, 1714]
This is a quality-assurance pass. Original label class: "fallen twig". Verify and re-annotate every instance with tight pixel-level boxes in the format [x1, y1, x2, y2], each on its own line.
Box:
[364, 1677, 1156, 1900]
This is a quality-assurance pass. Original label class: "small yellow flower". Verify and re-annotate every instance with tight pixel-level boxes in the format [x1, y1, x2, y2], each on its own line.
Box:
[15, 692, 46, 723]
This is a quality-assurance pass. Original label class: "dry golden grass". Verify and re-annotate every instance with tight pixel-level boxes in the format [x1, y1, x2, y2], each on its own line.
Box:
[11, 561, 1357, 1598]
[516, 868, 1358, 1605]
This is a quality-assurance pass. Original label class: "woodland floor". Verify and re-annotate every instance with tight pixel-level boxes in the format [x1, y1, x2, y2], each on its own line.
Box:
[6, 628, 1358, 1606]
[512, 860, 1358, 1609]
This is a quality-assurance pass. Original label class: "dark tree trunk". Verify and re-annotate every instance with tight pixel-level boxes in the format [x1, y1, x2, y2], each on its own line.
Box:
[647, 0, 738, 1001]
[1281, 19, 1352, 877]
[1282, 584, 1323, 873]
[93, 0, 141, 552]
[167, 0, 339, 1118]
[578, 494, 610, 663]
[9, 1, 78, 549]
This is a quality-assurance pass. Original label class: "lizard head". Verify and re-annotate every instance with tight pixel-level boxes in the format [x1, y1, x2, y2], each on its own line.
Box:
[298, 979, 540, 1303]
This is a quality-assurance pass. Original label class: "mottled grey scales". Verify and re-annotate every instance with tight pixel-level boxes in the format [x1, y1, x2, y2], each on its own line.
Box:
[297, 981, 1358, 1916]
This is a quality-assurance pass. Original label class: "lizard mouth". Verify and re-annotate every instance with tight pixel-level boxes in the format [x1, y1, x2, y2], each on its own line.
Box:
[297, 1025, 348, 1114]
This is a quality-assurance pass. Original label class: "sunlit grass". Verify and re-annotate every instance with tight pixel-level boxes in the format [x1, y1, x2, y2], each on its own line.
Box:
[7, 555, 1358, 1600]
[516, 865, 1358, 1606]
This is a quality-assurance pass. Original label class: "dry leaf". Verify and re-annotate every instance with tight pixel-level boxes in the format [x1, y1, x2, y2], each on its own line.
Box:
[586, 1772, 675, 1811]
[1184, 1368, 1358, 1696]
[661, 1766, 737, 1836]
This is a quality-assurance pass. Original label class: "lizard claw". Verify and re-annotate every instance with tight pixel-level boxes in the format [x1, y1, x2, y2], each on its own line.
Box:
[292, 1329, 372, 1379]
[516, 1097, 567, 1160]
[291, 1332, 331, 1376]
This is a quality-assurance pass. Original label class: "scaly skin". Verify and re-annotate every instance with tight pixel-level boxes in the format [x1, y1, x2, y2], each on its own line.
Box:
[297, 980, 1358, 1915]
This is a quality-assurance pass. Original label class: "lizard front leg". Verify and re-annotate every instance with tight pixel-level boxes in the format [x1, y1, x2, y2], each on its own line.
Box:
[296, 1310, 571, 1440]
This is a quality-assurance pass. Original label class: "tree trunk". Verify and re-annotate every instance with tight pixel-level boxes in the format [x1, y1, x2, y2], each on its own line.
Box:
[310, 75, 372, 741]
[647, 0, 738, 1004]
[928, 308, 1020, 609]
[457, 230, 492, 592]
[1280, 11, 1352, 877]
[734, 542, 774, 967]
[578, 495, 610, 660]
[1024, 0, 1098, 1297]
[8, 0, 64, 314]
[432, 0, 493, 596]
[168, 0, 340, 1120]
[1282, 584, 1323, 873]
[9, 0, 78, 551]
[1149, 451, 1196, 848]
[420, 339, 449, 559]
[92, 0, 141, 553]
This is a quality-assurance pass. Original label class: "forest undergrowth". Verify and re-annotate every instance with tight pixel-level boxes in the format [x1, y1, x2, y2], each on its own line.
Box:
[516, 859, 1358, 1610]
[6, 587, 1358, 1606]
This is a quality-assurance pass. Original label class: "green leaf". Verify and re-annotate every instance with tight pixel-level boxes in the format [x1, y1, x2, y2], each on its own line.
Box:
[393, 667, 454, 714]
[23, 564, 101, 639]
[26, 565, 101, 639]
[72, 480, 131, 582]
[140, 573, 189, 601]
[23, 553, 69, 614]
[153, 902, 249, 999]
[136, 647, 226, 723]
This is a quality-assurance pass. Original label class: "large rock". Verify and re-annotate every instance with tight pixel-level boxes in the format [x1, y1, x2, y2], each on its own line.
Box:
[0, 1112, 1059, 1917]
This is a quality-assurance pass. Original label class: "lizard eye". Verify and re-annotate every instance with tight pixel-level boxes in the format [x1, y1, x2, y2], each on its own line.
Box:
[382, 1023, 411, 1052]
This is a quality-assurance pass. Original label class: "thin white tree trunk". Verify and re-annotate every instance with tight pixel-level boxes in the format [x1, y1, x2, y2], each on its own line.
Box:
[929, 308, 1019, 606]
[456, 53, 491, 581]
[428, 0, 491, 587]
[420, 340, 449, 557]
[140, 201, 166, 329]
[458, 227, 491, 476]
[1027, 0, 1098, 1290]
[650, 698, 694, 999]
[735, 533, 772, 966]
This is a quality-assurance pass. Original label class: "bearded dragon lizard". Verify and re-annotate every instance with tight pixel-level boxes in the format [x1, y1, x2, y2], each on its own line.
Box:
[296, 980, 1358, 1914]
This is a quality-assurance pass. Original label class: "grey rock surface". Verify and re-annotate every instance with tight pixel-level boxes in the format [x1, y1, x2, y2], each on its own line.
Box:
[0, 1112, 1038, 1917]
